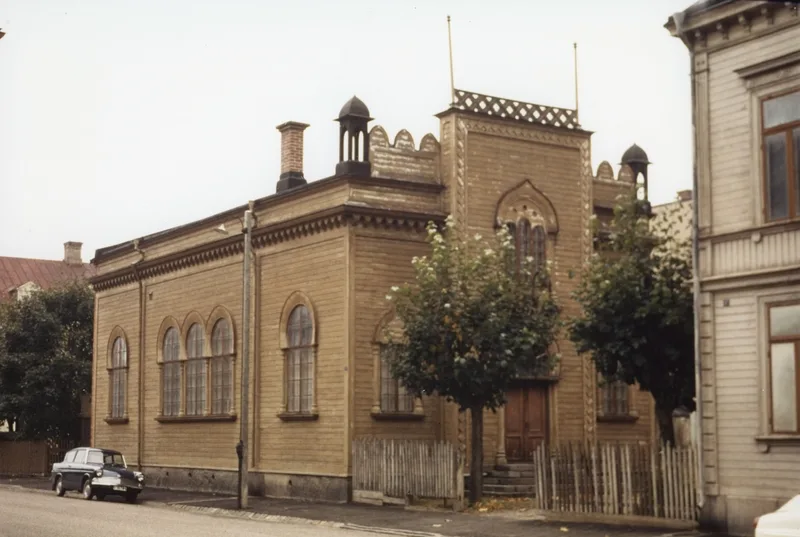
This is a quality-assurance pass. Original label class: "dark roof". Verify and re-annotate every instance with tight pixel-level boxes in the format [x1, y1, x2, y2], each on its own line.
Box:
[621, 144, 650, 166]
[0, 255, 95, 303]
[683, 0, 736, 16]
[666, 0, 738, 28]
[338, 96, 372, 120]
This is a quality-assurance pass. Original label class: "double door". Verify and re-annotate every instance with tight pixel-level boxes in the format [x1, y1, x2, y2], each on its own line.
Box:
[504, 384, 548, 462]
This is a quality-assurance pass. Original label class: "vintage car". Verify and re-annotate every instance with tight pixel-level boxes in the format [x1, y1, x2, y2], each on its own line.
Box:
[51, 447, 145, 503]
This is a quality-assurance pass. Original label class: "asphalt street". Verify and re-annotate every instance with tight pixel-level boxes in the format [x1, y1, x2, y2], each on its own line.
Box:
[0, 488, 384, 537]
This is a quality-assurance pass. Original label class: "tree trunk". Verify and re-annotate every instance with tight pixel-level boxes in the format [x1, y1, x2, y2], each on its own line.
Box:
[469, 405, 484, 505]
[655, 404, 676, 447]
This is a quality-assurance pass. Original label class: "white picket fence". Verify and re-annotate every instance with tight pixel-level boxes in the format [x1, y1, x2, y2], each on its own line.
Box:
[352, 438, 463, 506]
[530, 442, 698, 521]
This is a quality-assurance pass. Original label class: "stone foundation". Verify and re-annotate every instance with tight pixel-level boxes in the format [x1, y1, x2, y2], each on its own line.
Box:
[142, 466, 350, 503]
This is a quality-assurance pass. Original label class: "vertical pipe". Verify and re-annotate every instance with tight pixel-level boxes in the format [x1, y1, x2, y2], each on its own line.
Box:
[447, 16, 455, 104]
[573, 42, 580, 126]
[239, 208, 253, 509]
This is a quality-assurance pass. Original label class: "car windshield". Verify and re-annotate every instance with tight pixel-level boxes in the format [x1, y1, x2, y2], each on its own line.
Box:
[86, 451, 126, 468]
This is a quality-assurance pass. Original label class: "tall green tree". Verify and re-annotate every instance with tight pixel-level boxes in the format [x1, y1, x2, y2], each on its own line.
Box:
[0, 281, 94, 441]
[385, 216, 561, 504]
[568, 191, 694, 445]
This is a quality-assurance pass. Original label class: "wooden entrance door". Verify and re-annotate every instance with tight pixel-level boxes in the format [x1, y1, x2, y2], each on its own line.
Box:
[504, 384, 548, 462]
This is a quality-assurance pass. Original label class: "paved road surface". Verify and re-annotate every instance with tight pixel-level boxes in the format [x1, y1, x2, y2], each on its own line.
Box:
[0, 489, 382, 537]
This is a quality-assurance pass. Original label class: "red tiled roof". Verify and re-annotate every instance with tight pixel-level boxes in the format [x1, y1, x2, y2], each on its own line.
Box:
[0, 255, 96, 303]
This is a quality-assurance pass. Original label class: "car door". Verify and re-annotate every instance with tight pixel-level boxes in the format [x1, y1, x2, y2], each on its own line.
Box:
[66, 449, 87, 489]
[56, 450, 76, 487]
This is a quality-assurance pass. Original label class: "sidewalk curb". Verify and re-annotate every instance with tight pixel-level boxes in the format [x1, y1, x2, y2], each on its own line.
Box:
[155, 502, 446, 537]
[0, 483, 51, 495]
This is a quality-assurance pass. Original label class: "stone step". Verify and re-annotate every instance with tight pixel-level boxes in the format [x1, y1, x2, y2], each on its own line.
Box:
[465, 486, 537, 498]
[484, 484, 537, 494]
[494, 463, 538, 472]
[487, 470, 537, 478]
[484, 476, 538, 486]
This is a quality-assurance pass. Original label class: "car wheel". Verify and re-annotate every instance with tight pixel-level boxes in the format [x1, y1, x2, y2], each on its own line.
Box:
[55, 477, 65, 497]
[125, 491, 139, 504]
[81, 479, 93, 500]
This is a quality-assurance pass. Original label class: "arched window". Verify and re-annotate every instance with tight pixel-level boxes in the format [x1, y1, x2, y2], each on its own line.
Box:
[110, 337, 127, 419]
[508, 219, 547, 272]
[286, 305, 314, 414]
[186, 323, 206, 416]
[211, 318, 234, 415]
[162, 327, 181, 417]
[380, 344, 414, 413]
[532, 224, 546, 271]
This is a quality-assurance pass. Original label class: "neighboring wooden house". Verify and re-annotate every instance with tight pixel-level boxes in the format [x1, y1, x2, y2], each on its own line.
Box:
[89, 90, 657, 501]
[666, 2, 800, 535]
[0, 242, 95, 435]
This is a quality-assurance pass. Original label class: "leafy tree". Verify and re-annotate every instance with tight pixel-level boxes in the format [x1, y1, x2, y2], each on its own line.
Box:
[568, 191, 694, 446]
[0, 281, 94, 441]
[385, 216, 561, 504]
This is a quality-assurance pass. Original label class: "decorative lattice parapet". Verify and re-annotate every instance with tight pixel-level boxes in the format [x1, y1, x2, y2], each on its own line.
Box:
[451, 89, 579, 130]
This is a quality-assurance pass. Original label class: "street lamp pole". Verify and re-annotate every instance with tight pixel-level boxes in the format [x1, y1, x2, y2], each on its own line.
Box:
[238, 203, 254, 510]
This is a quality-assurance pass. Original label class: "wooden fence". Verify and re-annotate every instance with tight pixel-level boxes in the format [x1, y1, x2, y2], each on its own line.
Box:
[352, 439, 463, 507]
[530, 442, 698, 521]
[0, 440, 50, 475]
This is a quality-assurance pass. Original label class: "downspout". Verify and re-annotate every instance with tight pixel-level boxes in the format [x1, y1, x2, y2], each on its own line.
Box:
[673, 11, 705, 512]
[132, 240, 146, 471]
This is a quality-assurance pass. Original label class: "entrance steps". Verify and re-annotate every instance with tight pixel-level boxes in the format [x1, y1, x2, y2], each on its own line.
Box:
[465, 463, 539, 498]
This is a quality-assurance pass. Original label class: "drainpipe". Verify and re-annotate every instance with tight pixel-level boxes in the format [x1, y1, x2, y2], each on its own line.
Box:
[132, 240, 146, 471]
[673, 11, 705, 512]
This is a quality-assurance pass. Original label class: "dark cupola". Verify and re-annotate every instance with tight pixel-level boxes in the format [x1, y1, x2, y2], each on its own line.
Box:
[620, 143, 651, 207]
[335, 96, 373, 177]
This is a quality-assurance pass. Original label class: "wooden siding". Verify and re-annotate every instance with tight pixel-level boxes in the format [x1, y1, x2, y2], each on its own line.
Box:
[706, 22, 800, 237]
[257, 230, 348, 477]
[712, 286, 800, 500]
[141, 257, 243, 471]
[93, 285, 140, 463]
[352, 231, 442, 445]
[463, 128, 589, 444]
[710, 228, 800, 277]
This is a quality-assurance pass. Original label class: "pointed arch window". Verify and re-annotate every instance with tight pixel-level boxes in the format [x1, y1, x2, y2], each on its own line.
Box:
[211, 318, 234, 415]
[162, 327, 181, 417]
[186, 323, 206, 416]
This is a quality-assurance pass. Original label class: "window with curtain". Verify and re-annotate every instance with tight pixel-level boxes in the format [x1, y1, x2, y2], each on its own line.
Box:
[211, 318, 234, 415]
[186, 323, 206, 416]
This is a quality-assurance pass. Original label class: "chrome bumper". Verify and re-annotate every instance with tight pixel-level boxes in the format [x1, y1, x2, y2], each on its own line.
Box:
[91, 476, 145, 491]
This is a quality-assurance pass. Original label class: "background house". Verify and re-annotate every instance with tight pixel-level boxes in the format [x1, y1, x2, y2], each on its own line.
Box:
[666, 1, 800, 535]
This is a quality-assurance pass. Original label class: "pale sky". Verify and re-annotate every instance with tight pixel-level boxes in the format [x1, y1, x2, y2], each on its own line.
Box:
[0, 0, 693, 262]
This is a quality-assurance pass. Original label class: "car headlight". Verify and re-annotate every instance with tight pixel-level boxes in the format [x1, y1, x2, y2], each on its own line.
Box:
[95, 469, 103, 478]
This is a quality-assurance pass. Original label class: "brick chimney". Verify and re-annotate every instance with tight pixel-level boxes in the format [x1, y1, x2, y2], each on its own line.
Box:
[678, 189, 693, 202]
[276, 121, 310, 193]
[64, 241, 83, 266]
